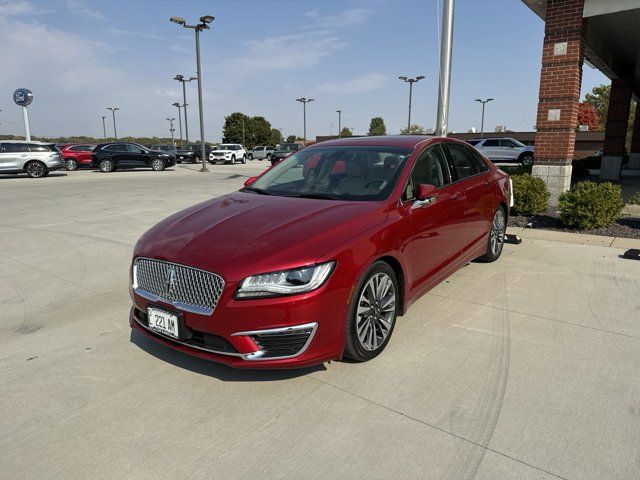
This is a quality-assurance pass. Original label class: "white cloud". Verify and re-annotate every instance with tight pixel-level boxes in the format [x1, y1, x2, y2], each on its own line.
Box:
[107, 28, 162, 40]
[0, 0, 48, 16]
[304, 9, 320, 18]
[316, 73, 390, 94]
[317, 8, 373, 27]
[65, 0, 105, 21]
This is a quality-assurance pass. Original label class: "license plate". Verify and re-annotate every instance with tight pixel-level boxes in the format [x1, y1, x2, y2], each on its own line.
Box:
[147, 307, 179, 339]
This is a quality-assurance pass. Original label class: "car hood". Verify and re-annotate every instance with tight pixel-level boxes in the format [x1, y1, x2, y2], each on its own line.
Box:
[135, 191, 386, 282]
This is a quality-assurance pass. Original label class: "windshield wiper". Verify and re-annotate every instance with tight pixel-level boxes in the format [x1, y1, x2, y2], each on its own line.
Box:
[295, 193, 338, 200]
[243, 186, 272, 195]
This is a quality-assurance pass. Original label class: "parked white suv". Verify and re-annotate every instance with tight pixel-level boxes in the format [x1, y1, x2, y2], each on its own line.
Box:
[0, 141, 64, 178]
[468, 138, 534, 166]
[209, 144, 247, 164]
[247, 146, 274, 161]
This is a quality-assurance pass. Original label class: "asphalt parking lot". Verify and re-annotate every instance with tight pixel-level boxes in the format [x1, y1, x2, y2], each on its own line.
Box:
[1, 164, 639, 479]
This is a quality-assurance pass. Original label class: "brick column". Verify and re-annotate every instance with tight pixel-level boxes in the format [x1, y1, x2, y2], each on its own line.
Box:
[532, 0, 586, 205]
[627, 97, 640, 169]
[601, 79, 632, 179]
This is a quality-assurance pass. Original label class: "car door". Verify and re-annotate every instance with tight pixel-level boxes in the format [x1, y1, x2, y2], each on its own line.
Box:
[480, 139, 501, 161]
[126, 143, 147, 167]
[399, 144, 467, 292]
[0, 143, 30, 171]
[499, 139, 519, 161]
[443, 142, 494, 249]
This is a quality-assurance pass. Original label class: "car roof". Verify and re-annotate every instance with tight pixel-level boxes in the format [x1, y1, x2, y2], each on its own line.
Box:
[309, 135, 454, 150]
[1, 140, 54, 145]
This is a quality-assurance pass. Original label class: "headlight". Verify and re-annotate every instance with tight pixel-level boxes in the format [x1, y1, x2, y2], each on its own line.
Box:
[235, 262, 335, 299]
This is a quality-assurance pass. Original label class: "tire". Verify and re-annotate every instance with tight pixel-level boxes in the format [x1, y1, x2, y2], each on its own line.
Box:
[65, 158, 79, 171]
[344, 262, 399, 362]
[241, 154, 246, 164]
[520, 153, 534, 166]
[25, 161, 48, 178]
[478, 206, 507, 262]
[98, 158, 115, 173]
[150, 158, 166, 171]
[231, 155, 236, 164]
[248, 154, 253, 161]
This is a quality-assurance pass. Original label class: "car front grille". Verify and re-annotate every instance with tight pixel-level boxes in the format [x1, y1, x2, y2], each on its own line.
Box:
[133, 258, 225, 315]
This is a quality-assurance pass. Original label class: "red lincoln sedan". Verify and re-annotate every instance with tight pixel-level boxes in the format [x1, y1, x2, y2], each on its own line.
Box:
[130, 136, 511, 368]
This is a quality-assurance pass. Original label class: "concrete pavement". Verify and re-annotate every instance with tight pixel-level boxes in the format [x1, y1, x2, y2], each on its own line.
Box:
[1, 164, 639, 479]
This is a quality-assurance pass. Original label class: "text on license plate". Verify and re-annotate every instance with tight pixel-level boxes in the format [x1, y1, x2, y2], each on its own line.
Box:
[147, 307, 179, 339]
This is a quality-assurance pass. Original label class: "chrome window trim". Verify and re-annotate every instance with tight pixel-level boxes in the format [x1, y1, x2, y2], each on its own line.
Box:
[232, 322, 318, 361]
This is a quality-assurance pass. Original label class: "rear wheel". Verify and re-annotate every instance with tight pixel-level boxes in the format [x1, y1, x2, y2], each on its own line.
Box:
[150, 158, 166, 171]
[478, 206, 506, 262]
[26, 161, 47, 178]
[98, 158, 115, 173]
[65, 158, 78, 171]
[344, 262, 399, 362]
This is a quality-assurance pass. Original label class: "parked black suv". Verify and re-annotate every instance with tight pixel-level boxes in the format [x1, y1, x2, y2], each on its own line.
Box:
[91, 143, 176, 172]
[270, 143, 303, 166]
[175, 143, 214, 163]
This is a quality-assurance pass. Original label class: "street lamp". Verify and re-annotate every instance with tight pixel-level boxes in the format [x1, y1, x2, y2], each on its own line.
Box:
[170, 14, 215, 172]
[398, 76, 425, 132]
[107, 107, 119, 139]
[475, 98, 494, 138]
[173, 75, 196, 146]
[166, 117, 176, 148]
[296, 97, 314, 145]
[172, 102, 183, 146]
[336, 110, 342, 138]
[101, 115, 107, 139]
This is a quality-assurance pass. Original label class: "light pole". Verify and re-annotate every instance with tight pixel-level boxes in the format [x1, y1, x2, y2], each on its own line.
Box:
[166, 117, 176, 148]
[296, 97, 314, 145]
[101, 116, 107, 139]
[172, 102, 183, 146]
[107, 107, 119, 140]
[170, 15, 214, 172]
[436, 0, 455, 137]
[398, 76, 425, 133]
[336, 110, 342, 138]
[475, 98, 494, 138]
[173, 74, 196, 146]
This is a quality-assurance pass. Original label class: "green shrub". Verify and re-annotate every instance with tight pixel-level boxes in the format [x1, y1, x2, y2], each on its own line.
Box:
[558, 181, 624, 229]
[501, 164, 532, 176]
[628, 191, 640, 206]
[511, 174, 550, 215]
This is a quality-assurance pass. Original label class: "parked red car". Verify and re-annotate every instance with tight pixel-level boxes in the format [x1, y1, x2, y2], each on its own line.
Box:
[130, 136, 511, 368]
[60, 144, 95, 171]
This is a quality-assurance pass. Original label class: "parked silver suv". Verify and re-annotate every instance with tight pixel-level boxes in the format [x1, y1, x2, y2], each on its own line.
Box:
[0, 141, 64, 178]
[468, 138, 534, 166]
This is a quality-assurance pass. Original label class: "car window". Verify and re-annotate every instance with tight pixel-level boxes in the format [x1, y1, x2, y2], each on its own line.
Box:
[29, 144, 53, 152]
[483, 139, 499, 147]
[445, 143, 480, 180]
[2, 143, 30, 153]
[127, 144, 145, 153]
[500, 139, 517, 148]
[404, 145, 451, 201]
[466, 140, 480, 146]
[469, 148, 490, 172]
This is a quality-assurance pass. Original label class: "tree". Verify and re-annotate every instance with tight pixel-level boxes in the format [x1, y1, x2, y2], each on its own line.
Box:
[250, 116, 273, 147]
[400, 124, 427, 135]
[269, 128, 283, 146]
[340, 127, 353, 137]
[368, 117, 387, 136]
[577, 102, 599, 130]
[222, 112, 251, 145]
[286, 135, 297, 143]
[584, 84, 609, 130]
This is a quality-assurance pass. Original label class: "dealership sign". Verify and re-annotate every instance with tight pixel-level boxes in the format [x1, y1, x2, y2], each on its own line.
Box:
[13, 88, 33, 107]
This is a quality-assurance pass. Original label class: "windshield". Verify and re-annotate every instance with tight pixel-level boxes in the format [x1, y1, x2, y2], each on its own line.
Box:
[277, 144, 299, 152]
[248, 146, 412, 201]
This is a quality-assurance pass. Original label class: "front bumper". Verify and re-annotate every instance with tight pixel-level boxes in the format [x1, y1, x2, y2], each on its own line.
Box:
[129, 267, 354, 368]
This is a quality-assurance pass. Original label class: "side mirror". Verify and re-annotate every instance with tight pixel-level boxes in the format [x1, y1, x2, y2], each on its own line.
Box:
[412, 183, 438, 209]
[244, 176, 257, 187]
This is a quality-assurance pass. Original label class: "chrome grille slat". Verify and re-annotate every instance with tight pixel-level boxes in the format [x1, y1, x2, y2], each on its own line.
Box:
[134, 258, 224, 315]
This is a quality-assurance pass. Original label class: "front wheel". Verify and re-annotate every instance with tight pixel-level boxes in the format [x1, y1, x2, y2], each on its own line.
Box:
[248, 154, 253, 161]
[26, 161, 48, 178]
[65, 159, 79, 171]
[520, 154, 534, 166]
[478, 206, 506, 262]
[150, 158, 166, 171]
[231, 155, 236, 164]
[344, 262, 399, 362]
[241, 154, 246, 164]
[98, 158, 115, 173]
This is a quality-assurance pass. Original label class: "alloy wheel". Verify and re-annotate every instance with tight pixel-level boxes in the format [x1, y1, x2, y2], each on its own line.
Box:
[356, 272, 396, 351]
[490, 208, 506, 257]
[151, 159, 165, 171]
[65, 159, 78, 171]
[26, 162, 46, 178]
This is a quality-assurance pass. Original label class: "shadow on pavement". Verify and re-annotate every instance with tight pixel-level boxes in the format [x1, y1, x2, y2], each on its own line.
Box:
[130, 329, 326, 381]
[0, 172, 68, 180]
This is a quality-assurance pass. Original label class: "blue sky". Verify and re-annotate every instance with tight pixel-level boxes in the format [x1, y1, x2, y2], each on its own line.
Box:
[0, 0, 608, 141]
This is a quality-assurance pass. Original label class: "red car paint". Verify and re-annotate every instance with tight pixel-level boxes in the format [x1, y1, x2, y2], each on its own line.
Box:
[130, 136, 510, 368]
[60, 144, 95, 169]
